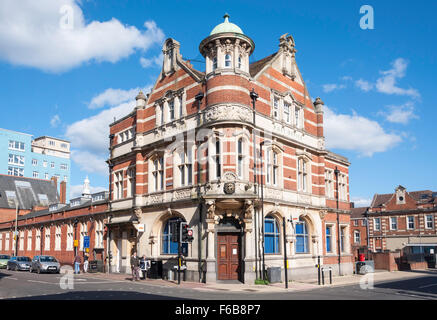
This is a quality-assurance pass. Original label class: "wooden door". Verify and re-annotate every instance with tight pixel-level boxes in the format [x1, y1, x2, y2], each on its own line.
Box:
[217, 233, 240, 280]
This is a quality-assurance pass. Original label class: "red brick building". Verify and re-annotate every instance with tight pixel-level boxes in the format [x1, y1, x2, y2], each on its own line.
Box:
[350, 186, 437, 268]
[0, 178, 108, 268]
[350, 206, 369, 261]
[107, 15, 353, 282]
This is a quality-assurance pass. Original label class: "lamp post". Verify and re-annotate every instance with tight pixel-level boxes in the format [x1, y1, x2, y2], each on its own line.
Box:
[74, 218, 79, 257]
[14, 201, 18, 256]
[259, 140, 267, 281]
[334, 167, 342, 276]
[40, 226, 44, 255]
[250, 88, 259, 279]
[194, 91, 204, 282]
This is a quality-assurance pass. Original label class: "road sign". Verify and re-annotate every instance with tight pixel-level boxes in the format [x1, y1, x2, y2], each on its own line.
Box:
[84, 236, 90, 249]
[74, 240, 78, 247]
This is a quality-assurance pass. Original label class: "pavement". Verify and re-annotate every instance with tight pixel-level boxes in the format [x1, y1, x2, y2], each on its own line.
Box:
[74, 268, 436, 293]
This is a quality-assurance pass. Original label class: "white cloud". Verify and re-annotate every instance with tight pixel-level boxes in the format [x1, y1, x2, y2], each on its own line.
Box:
[89, 87, 145, 109]
[140, 53, 163, 69]
[351, 197, 372, 207]
[322, 84, 346, 93]
[379, 102, 418, 124]
[324, 106, 402, 157]
[65, 84, 152, 176]
[355, 79, 373, 92]
[50, 114, 61, 127]
[70, 183, 107, 199]
[71, 150, 108, 176]
[0, 0, 165, 72]
[375, 58, 420, 98]
[66, 101, 133, 155]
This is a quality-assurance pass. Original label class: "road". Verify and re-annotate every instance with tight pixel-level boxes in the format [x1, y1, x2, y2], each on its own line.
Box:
[1, 269, 437, 300]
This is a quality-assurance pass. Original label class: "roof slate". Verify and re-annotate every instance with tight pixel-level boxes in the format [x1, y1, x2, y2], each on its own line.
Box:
[0, 175, 58, 210]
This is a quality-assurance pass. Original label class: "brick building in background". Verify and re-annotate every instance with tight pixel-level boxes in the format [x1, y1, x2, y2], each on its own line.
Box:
[106, 15, 353, 282]
[0, 178, 108, 268]
[350, 185, 437, 268]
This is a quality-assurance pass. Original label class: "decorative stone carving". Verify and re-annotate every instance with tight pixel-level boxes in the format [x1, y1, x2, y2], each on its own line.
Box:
[206, 200, 216, 219]
[222, 171, 238, 182]
[133, 207, 142, 219]
[173, 188, 191, 200]
[319, 210, 327, 220]
[204, 104, 252, 124]
[224, 182, 235, 194]
[244, 200, 254, 219]
[311, 235, 319, 244]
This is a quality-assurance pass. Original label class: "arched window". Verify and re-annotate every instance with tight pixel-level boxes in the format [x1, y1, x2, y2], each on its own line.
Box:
[264, 216, 280, 254]
[162, 218, 180, 254]
[237, 138, 243, 178]
[225, 54, 232, 67]
[212, 56, 218, 70]
[238, 55, 242, 69]
[295, 218, 309, 253]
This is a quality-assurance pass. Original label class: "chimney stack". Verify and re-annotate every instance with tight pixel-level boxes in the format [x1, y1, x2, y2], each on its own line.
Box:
[60, 181, 67, 204]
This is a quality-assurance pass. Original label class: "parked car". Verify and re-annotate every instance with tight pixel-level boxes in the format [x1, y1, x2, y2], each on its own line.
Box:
[0, 255, 11, 269]
[30, 255, 60, 274]
[7, 256, 32, 271]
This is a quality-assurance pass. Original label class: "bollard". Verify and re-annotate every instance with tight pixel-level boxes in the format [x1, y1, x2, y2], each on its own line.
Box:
[329, 268, 332, 284]
[321, 268, 325, 285]
[317, 256, 321, 285]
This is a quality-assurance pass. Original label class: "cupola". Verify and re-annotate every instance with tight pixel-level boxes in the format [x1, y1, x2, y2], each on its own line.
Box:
[199, 14, 254, 75]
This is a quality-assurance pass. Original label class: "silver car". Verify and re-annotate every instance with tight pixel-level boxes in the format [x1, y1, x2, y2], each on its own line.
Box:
[30, 255, 60, 274]
[7, 256, 32, 271]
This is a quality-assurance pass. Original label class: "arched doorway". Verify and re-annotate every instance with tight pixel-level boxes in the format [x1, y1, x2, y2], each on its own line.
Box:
[216, 217, 242, 281]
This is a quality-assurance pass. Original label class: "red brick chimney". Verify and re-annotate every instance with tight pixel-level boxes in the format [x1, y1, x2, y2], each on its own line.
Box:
[60, 181, 67, 204]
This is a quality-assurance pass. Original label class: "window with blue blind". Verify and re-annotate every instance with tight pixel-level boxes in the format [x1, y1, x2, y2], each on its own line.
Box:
[162, 218, 180, 254]
[295, 219, 309, 253]
[264, 216, 280, 254]
[326, 226, 332, 253]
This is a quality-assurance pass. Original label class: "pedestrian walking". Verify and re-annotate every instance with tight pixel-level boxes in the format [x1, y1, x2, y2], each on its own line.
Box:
[74, 254, 81, 274]
[139, 254, 147, 280]
[130, 252, 140, 281]
[83, 253, 89, 273]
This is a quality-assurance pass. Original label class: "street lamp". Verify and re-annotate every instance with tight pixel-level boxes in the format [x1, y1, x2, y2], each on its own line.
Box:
[259, 140, 271, 281]
[334, 167, 342, 276]
[14, 201, 19, 257]
[250, 88, 259, 279]
[74, 218, 79, 257]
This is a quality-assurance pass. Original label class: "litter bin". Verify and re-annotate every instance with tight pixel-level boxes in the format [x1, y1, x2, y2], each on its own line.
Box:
[356, 261, 374, 274]
[147, 260, 163, 279]
[267, 267, 281, 283]
[88, 260, 98, 273]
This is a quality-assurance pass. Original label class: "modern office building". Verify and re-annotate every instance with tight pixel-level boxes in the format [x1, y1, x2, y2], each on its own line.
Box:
[0, 128, 71, 201]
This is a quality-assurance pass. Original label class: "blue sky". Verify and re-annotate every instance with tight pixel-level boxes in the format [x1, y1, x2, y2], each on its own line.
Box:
[0, 0, 436, 205]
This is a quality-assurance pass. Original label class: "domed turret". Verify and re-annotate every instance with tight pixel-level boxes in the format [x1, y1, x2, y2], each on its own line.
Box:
[210, 13, 244, 35]
[199, 14, 254, 76]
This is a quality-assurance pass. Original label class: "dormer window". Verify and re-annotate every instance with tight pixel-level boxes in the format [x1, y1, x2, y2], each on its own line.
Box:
[225, 54, 232, 68]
